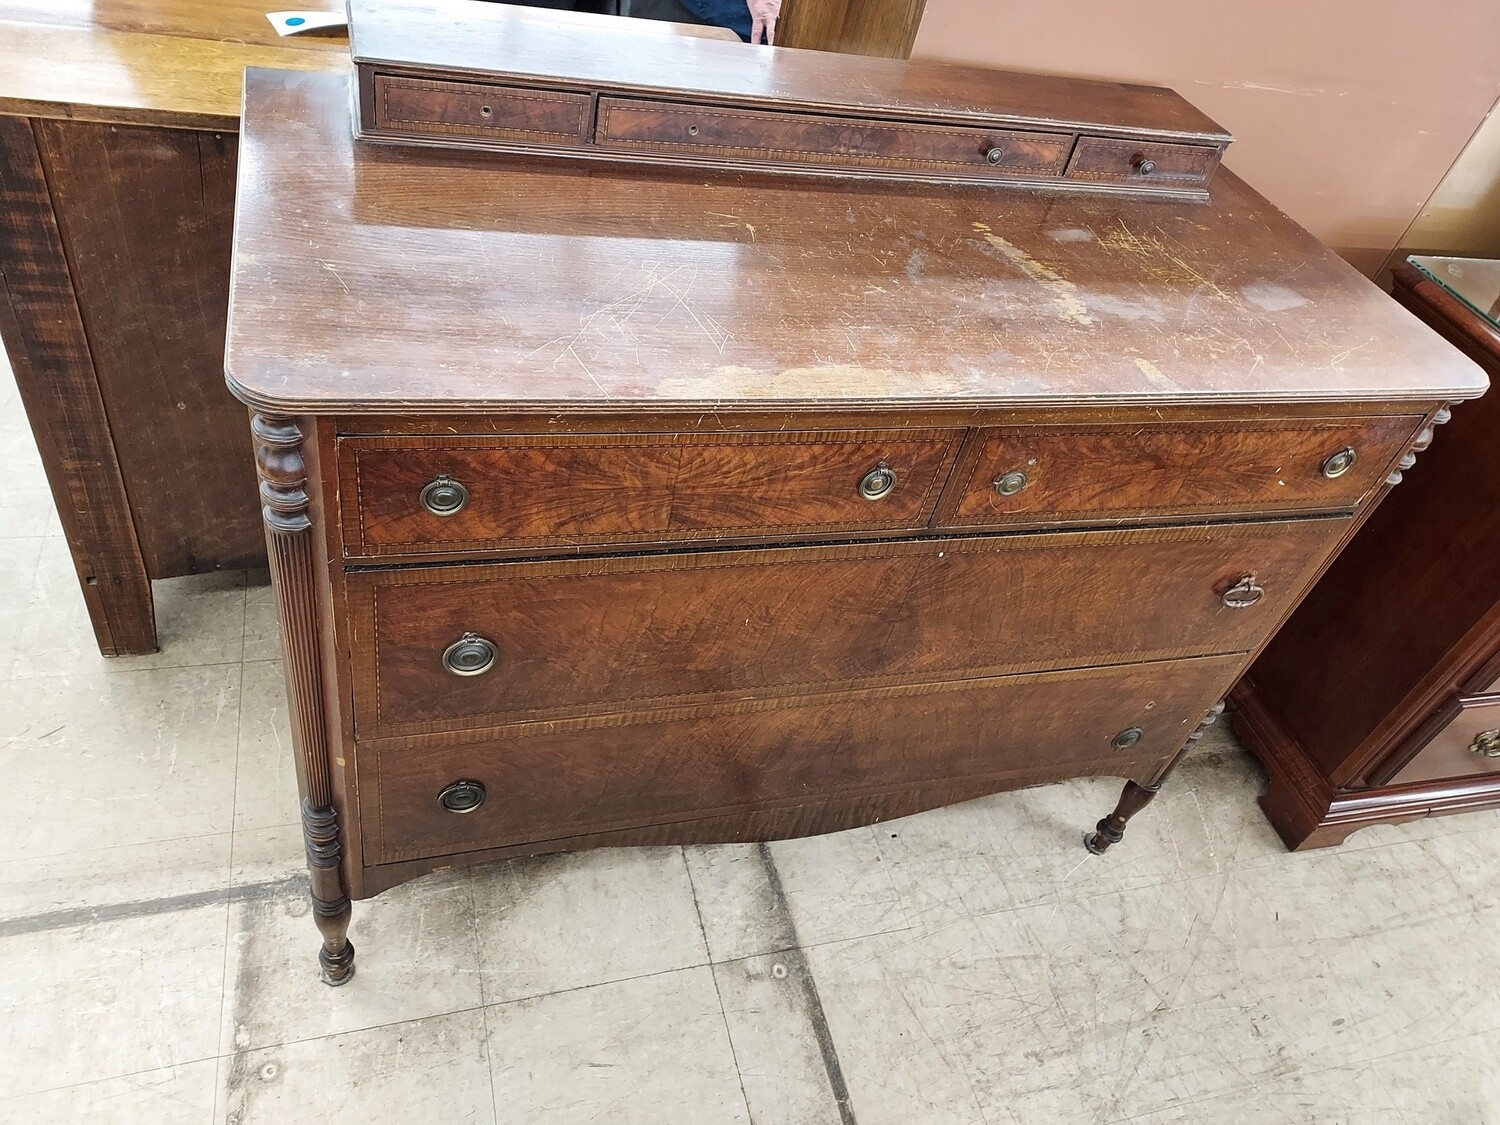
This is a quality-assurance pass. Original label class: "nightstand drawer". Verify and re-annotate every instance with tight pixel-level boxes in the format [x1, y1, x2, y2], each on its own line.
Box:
[1065, 136, 1220, 189]
[940, 415, 1419, 528]
[339, 429, 962, 558]
[363, 654, 1242, 864]
[372, 74, 591, 144]
[1387, 695, 1500, 786]
[594, 96, 1073, 178]
[348, 518, 1343, 739]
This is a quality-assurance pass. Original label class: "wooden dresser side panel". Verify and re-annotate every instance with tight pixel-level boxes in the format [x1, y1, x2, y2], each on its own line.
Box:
[35, 118, 265, 577]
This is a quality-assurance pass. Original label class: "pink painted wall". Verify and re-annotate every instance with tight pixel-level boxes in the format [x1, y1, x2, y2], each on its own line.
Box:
[913, 1, 1500, 276]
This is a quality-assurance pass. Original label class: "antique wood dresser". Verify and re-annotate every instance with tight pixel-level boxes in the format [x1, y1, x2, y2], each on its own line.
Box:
[1233, 255, 1500, 848]
[225, 48, 1485, 981]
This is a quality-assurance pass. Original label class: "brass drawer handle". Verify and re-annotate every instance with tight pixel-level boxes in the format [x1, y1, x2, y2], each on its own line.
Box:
[1322, 447, 1357, 479]
[1111, 727, 1144, 750]
[438, 779, 486, 813]
[1471, 730, 1500, 758]
[994, 470, 1029, 497]
[859, 462, 897, 501]
[443, 632, 497, 676]
[421, 474, 469, 516]
[985, 146, 1005, 165]
[1221, 574, 1265, 609]
[1132, 155, 1156, 175]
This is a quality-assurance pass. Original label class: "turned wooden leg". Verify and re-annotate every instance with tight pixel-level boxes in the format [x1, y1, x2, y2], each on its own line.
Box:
[1086, 701, 1225, 855]
[1084, 780, 1159, 854]
[254, 414, 354, 985]
[304, 799, 355, 985]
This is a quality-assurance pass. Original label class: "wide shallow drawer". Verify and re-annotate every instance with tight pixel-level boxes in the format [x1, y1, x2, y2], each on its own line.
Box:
[941, 415, 1418, 528]
[363, 654, 1241, 863]
[372, 74, 591, 145]
[1065, 135, 1220, 189]
[339, 429, 962, 558]
[594, 96, 1073, 178]
[348, 518, 1343, 739]
[1387, 695, 1500, 786]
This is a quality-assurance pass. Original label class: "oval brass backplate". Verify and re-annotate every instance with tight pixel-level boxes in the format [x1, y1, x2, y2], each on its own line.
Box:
[859, 462, 896, 501]
[438, 779, 487, 813]
[421, 474, 469, 516]
[1322, 447, 1357, 479]
[994, 470, 1029, 497]
[442, 632, 497, 676]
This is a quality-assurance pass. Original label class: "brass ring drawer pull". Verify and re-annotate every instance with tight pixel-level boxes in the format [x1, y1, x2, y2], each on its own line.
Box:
[859, 462, 897, 501]
[1111, 727, 1144, 750]
[1321, 447, 1357, 479]
[994, 470, 1029, 497]
[1221, 575, 1265, 609]
[442, 632, 498, 676]
[1470, 730, 1500, 758]
[438, 779, 486, 813]
[421, 474, 469, 516]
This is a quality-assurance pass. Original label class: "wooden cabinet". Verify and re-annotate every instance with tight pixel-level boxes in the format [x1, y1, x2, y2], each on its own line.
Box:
[225, 64, 1484, 984]
[1233, 258, 1500, 848]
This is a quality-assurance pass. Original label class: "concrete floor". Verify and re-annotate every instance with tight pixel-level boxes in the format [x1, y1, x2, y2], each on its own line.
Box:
[3, 366, 1500, 1125]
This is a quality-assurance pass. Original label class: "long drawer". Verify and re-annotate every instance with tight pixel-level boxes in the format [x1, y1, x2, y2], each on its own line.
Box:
[338, 429, 963, 558]
[938, 415, 1419, 529]
[347, 518, 1344, 739]
[362, 654, 1241, 864]
[593, 96, 1073, 179]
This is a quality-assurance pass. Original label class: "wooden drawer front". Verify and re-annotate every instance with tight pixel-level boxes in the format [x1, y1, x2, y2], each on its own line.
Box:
[350, 518, 1342, 738]
[942, 416, 1418, 528]
[340, 430, 962, 557]
[365, 654, 1241, 863]
[1065, 136, 1219, 188]
[594, 97, 1072, 178]
[373, 75, 590, 145]
[1388, 696, 1500, 786]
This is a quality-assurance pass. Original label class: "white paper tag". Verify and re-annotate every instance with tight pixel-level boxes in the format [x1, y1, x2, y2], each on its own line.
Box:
[266, 10, 348, 36]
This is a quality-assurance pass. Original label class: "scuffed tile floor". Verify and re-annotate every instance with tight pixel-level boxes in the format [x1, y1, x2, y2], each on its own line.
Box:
[4, 363, 1500, 1125]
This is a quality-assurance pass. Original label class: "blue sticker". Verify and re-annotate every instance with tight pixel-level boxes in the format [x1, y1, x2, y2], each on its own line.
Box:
[286, 15, 306, 26]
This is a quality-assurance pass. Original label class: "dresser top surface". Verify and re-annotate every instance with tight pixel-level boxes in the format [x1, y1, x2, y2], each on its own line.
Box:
[225, 69, 1487, 415]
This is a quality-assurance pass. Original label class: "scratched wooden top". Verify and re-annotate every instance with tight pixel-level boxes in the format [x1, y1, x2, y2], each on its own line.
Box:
[226, 69, 1487, 415]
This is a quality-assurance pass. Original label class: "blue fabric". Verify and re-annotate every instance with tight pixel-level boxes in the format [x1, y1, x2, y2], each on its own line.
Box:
[679, 0, 751, 40]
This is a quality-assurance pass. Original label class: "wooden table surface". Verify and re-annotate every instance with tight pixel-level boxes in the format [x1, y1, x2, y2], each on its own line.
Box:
[0, 0, 347, 128]
[228, 68, 1486, 415]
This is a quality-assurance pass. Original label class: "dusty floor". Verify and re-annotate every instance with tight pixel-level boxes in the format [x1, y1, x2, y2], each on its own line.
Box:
[3, 365, 1500, 1125]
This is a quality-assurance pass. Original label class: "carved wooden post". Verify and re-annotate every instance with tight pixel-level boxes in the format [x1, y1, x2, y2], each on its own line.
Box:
[252, 414, 354, 986]
[1086, 700, 1226, 855]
